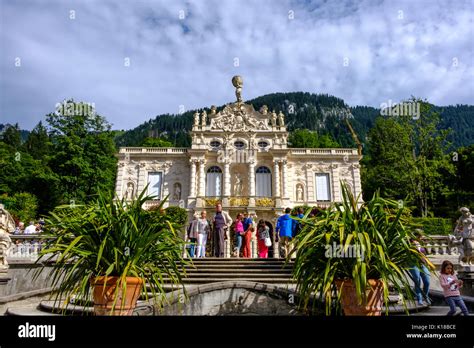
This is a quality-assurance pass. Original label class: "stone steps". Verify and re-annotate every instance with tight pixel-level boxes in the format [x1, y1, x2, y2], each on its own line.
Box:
[2, 259, 438, 316]
[173, 258, 294, 284]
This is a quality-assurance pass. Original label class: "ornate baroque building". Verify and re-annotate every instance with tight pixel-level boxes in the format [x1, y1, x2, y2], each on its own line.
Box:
[115, 76, 362, 239]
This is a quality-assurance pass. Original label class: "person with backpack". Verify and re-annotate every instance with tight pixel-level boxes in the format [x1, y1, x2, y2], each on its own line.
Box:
[293, 207, 304, 237]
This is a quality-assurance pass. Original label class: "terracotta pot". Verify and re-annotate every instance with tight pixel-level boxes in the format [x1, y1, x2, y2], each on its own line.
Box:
[91, 276, 143, 316]
[335, 279, 384, 316]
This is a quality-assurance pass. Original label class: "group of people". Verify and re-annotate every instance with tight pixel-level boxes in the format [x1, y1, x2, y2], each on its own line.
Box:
[410, 230, 469, 315]
[184, 204, 471, 315]
[185, 204, 305, 259]
[12, 219, 44, 235]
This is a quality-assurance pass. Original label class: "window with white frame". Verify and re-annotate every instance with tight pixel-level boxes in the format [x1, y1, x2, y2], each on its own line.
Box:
[315, 173, 331, 201]
[148, 172, 163, 199]
[256, 166, 272, 197]
[206, 166, 222, 196]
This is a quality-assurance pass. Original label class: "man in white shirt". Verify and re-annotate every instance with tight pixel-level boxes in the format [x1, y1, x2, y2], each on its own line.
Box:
[24, 221, 37, 235]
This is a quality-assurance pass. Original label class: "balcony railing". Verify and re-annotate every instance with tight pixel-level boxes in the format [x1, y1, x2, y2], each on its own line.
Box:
[119, 147, 188, 154]
[290, 148, 358, 155]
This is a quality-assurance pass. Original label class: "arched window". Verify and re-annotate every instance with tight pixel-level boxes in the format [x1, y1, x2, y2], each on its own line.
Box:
[256, 166, 272, 197]
[206, 166, 222, 196]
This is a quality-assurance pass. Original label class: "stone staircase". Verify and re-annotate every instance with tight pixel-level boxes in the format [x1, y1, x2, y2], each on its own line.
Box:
[4, 258, 437, 316]
[169, 258, 294, 284]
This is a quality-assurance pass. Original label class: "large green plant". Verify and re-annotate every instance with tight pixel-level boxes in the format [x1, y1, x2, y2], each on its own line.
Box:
[34, 188, 188, 313]
[292, 183, 433, 315]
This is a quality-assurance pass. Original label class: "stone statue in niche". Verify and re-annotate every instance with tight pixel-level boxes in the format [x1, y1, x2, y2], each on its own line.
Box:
[296, 184, 304, 202]
[233, 173, 244, 196]
[124, 182, 135, 200]
[173, 183, 182, 201]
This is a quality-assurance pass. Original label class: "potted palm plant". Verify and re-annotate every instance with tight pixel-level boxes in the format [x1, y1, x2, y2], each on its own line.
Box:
[291, 183, 433, 316]
[34, 188, 188, 315]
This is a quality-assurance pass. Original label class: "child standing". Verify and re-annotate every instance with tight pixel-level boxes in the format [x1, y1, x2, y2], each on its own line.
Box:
[439, 260, 469, 316]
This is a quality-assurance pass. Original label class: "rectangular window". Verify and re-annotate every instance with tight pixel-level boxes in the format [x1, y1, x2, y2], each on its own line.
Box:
[315, 173, 331, 201]
[148, 172, 163, 199]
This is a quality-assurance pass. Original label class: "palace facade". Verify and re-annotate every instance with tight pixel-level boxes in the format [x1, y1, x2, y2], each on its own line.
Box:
[115, 76, 362, 254]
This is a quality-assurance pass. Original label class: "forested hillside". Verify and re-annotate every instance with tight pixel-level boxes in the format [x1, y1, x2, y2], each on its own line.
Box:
[113, 93, 473, 150]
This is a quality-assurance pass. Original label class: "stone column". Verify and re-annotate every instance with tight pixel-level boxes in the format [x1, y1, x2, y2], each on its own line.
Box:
[305, 164, 314, 203]
[189, 159, 197, 197]
[137, 163, 147, 195]
[251, 237, 257, 258]
[198, 159, 206, 197]
[249, 159, 256, 197]
[248, 159, 256, 207]
[330, 164, 340, 202]
[352, 163, 362, 198]
[281, 160, 288, 198]
[116, 163, 125, 197]
[223, 160, 231, 197]
[273, 217, 280, 259]
[273, 160, 281, 198]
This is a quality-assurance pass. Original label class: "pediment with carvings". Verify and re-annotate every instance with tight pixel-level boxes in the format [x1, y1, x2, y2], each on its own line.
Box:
[210, 103, 271, 132]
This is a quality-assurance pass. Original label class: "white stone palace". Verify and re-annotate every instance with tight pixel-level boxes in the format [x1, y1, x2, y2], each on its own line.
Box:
[115, 76, 362, 242]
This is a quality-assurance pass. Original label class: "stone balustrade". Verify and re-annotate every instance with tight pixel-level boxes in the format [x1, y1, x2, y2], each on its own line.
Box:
[119, 147, 188, 154]
[143, 199, 162, 210]
[290, 148, 358, 155]
[421, 235, 459, 256]
[119, 147, 357, 156]
[6, 235, 49, 260]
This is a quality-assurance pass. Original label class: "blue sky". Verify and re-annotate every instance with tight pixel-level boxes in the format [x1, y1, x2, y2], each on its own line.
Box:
[1, 0, 473, 130]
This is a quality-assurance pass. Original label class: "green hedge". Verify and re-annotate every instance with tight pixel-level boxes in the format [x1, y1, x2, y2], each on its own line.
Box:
[0, 192, 38, 223]
[411, 217, 453, 235]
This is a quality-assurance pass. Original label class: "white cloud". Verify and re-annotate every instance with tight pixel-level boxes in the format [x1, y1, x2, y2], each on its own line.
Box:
[0, 0, 472, 130]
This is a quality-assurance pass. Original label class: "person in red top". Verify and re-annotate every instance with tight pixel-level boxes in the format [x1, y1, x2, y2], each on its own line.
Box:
[242, 213, 254, 258]
[439, 260, 469, 316]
